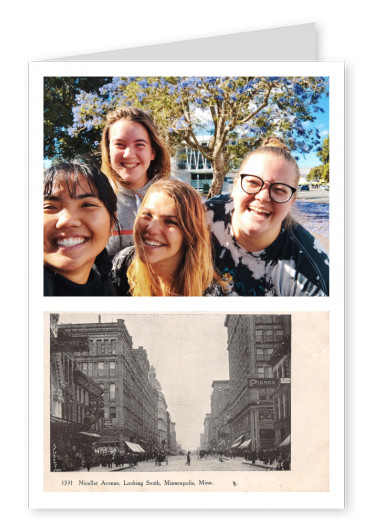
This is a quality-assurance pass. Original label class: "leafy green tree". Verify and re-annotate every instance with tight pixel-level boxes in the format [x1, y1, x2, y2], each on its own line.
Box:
[307, 166, 323, 182]
[44, 77, 111, 161]
[307, 136, 329, 183]
[48, 76, 328, 197]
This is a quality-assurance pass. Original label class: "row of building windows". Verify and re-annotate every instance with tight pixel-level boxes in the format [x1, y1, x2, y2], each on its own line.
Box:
[257, 366, 273, 378]
[256, 348, 275, 361]
[75, 385, 90, 406]
[275, 393, 290, 420]
[88, 338, 117, 356]
[81, 361, 116, 378]
[255, 329, 284, 343]
[254, 315, 286, 325]
[258, 388, 275, 401]
[94, 382, 116, 401]
[102, 406, 117, 419]
[273, 360, 290, 379]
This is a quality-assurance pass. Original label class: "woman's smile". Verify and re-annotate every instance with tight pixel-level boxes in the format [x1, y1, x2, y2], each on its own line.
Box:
[109, 120, 155, 189]
[43, 175, 112, 284]
[231, 154, 296, 251]
[143, 238, 166, 248]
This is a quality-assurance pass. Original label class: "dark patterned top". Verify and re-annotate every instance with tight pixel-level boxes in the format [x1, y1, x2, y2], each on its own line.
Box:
[205, 194, 329, 297]
[111, 246, 225, 297]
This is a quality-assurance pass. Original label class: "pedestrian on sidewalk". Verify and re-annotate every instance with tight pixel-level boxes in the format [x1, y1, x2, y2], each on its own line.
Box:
[84, 453, 92, 472]
[186, 451, 191, 466]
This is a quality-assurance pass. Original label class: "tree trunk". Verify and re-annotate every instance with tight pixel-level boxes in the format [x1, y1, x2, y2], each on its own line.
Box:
[207, 151, 230, 199]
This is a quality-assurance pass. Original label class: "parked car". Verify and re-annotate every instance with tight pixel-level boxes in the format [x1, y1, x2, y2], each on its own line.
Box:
[320, 184, 330, 191]
[300, 184, 310, 191]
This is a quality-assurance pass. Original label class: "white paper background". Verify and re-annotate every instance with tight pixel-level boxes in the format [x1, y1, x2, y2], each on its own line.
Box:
[29, 61, 343, 510]
[1, 0, 372, 526]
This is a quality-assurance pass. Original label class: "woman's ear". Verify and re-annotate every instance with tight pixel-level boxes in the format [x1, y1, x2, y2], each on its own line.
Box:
[110, 214, 117, 235]
[231, 177, 238, 199]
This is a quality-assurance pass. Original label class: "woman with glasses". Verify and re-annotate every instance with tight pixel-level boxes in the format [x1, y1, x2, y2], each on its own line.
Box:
[206, 137, 329, 296]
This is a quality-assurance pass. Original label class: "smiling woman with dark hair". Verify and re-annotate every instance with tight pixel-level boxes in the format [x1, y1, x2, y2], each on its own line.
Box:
[206, 137, 329, 296]
[43, 158, 119, 296]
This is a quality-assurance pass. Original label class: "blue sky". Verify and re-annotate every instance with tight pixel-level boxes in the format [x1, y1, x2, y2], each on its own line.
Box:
[294, 92, 329, 169]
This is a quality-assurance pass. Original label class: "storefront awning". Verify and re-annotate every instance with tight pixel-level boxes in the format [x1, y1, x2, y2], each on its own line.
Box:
[231, 434, 245, 448]
[78, 432, 101, 438]
[134, 444, 145, 453]
[125, 441, 144, 453]
[239, 439, 252, 449]
[279, 434, 291, 446]
[51, 416, 70, 424]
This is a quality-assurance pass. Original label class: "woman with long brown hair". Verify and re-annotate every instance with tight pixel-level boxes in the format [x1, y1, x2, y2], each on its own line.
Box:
[111, 180, 226, 296]
[101, 106, 171, 257]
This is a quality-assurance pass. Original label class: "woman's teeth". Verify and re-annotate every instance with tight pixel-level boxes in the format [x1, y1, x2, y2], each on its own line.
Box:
[144, 239, 164, 247]
[249, 206, 271, 217]
[55, 237, 86, 247]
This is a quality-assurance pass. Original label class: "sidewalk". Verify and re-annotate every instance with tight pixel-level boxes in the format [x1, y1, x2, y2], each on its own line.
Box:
[82, 463, 136, 472]
[242, 459, 280, 471]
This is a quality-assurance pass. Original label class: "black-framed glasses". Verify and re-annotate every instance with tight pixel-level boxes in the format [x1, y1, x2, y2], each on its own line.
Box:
[240, 174, 296, 203]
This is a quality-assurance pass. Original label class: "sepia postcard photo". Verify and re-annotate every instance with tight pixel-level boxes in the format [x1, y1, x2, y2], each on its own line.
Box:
[44, 311, 329, 496]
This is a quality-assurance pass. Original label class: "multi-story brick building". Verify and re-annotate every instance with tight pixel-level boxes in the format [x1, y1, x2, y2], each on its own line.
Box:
[169, 421, 177, 454]
[209, 380, 230, 451]
[148, 365, 169, 450]
[268, 335, 291, 449]
[50, 316, 104, 469]
[55, 317, 159, 453]
[224, 314, 291, 452]
[202, 413, 212, 451]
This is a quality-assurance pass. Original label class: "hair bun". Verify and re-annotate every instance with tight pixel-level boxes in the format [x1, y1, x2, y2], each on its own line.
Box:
[262, 137, 290, 151]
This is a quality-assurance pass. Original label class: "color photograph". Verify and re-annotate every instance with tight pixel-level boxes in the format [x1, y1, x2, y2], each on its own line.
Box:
[43, 74, 330, 297]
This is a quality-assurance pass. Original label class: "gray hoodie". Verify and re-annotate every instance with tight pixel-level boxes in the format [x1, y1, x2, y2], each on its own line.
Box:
[106, 180, 154, 258]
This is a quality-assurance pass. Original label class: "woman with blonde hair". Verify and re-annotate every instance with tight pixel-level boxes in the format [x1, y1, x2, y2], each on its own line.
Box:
[206, 137, 329, 296]
[101, 106, 171, 257]
[111, 180, 225, 296]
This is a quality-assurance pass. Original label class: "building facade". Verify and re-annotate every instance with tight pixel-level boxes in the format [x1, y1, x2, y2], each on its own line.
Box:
[209, 380, 230, 451]
[268, 336, 291, 450]
[50, 316, 104, 470]
[224, 314, 291, 452]
[202, 413, 212, 451]
[55, 317, 159, 453]
[148, 365, 169, 450]
[171, 136, 235, 194]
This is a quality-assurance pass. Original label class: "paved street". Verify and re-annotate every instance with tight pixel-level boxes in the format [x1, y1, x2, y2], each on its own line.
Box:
[84, 455, 266, 473]
[113, 455, 263, 472]
[293, 190, 329, 251]
[296, 189, 329, 203]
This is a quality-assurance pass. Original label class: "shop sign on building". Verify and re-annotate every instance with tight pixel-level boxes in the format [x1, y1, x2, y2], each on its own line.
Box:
[249, 378, 276, 388]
